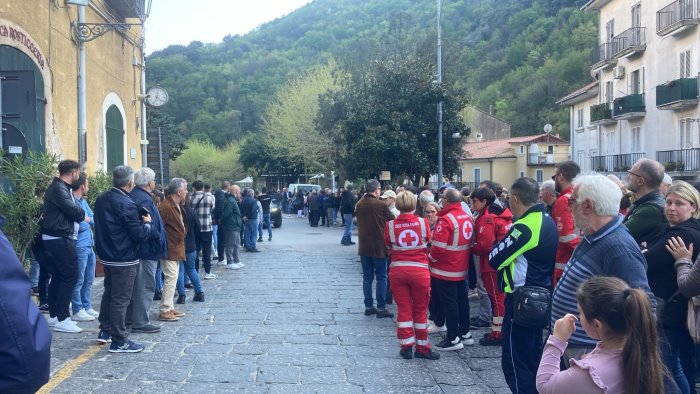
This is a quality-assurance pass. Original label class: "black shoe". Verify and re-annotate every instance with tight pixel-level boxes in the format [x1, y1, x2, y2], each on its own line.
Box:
[248, 248, 260, 253]
[376, 309, 394, 319]
[348, 240, 356, 245]
[434, 336, 464, 351]
[153, 291, 162, 301]
[131, 324, 161, 333]
[193, 292, 205, 302]
[364, 307, 377, 316]
[257, 238, 263, 242]
[38, 304, 49, 312]
[470, 316, 491, 329]
[176, 294, 185, 304]
[268, 237, 272, 241]
[415, 350, 441, 360]
[185, 283, 193, 289]
[341, 239, 350, 245]
[400, 347, 413, 359]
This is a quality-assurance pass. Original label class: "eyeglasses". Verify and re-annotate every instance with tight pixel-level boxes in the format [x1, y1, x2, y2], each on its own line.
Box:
[627, 170, 646, 180]
[568, 196, 578, 207]
[551, 173, 560, 180]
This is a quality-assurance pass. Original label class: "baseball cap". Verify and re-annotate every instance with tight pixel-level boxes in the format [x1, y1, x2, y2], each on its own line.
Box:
[380, 190, 397, 199]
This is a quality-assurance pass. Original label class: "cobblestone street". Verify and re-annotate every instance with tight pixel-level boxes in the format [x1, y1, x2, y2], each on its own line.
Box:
[43, 216, 508, 393]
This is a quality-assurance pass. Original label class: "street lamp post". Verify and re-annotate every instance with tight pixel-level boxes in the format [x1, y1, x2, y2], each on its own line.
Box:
[436, 0, 443, 189]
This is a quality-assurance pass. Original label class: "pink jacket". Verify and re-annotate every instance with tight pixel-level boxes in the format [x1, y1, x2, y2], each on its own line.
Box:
[536, 335, 624, 394]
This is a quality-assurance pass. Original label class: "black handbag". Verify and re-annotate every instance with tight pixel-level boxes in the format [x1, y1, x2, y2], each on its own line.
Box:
[512, 285, 552, 329]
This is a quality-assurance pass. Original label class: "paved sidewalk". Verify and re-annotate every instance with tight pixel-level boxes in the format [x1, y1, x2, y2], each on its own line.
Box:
[44, 216, 508, 393]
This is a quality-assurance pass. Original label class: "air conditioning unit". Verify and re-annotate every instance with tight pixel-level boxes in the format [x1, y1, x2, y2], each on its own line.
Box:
[613, 66, 625, 79]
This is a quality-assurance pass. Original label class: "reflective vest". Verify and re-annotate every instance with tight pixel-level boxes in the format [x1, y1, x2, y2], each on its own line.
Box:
[428, 204, 473, 281]
[551, 185, 580, 274]
[384, 214, 430, 270]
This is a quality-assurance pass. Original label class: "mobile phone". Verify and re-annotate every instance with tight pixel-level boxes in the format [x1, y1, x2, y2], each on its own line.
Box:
[140, 207, 150, 217]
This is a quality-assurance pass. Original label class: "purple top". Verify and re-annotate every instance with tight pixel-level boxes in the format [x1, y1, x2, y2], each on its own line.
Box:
[536, 335, 624, 394]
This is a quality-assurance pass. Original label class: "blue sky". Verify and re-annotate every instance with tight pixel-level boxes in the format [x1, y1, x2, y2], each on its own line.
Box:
[145, 0, 313, 54]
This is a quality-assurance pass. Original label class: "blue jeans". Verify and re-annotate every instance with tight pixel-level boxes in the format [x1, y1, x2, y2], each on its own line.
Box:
[360, 256, 388, 310]
[332, 208, 338, 225]
[244, 218, 259, 249]
[29, 256, 40, 288]
[155, 262, 163, 291]
[661, 326, 692, 394]
[212, 224, 218, 250]
[71, 246, 95, 313]
[177, 251, 203, 294]
[262, 213, 272, 239]
[342, 213, 354, 241]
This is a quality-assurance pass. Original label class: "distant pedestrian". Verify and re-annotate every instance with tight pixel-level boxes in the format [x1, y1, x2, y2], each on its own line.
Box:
[241, 188, 260, 252]
[340, 186, 356, 245]
[221, 185, 244, 269]
[176, 200, 205, 303]
[191, 180, 216, 279]
[308, 190, 320, 227]
[355, 179, 394, 318]
[94, 165, 158, 352]
[213, 181, 231, 265]
[257, 187, 273, 241]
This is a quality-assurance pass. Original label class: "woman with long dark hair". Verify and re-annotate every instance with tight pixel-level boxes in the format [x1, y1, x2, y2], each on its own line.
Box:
[537, 276, 665, 394]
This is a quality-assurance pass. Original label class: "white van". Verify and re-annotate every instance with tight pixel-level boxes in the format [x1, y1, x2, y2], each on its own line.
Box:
[288, 183, 322, 195]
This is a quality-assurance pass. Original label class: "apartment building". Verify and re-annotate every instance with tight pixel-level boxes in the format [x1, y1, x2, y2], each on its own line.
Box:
[559, 0, 700, 177]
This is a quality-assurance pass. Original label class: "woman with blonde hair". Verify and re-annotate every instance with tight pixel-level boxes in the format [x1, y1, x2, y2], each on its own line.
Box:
[423, 201, 440, 231]
[384, 191, 439, 360]
[537, 276, 665, 394]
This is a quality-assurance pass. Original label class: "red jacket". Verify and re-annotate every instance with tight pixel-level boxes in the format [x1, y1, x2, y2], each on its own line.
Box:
[472, 204, 513, 272]
[551, 185, 580, 270]
[384, 213, 431, 271]
[428, 203, 474, 281]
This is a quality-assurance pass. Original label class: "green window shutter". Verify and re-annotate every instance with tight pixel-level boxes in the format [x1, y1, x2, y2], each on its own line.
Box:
[105, 105, 124, 170]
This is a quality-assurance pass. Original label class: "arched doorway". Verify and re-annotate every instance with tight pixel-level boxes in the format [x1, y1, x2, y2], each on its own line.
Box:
[105, 105, 124, 171]
[0, 45, 46, 156]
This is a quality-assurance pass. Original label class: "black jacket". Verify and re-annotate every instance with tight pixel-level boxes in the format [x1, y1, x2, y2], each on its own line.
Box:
[184, 205, 200, 253]
[130, 186, 167, 260]
[340, 190, 355, 215]
[646, 218, 700, 328]
[40, 177, 85, 238]
[212, 189, 226, 222]
[94, 187, 159, 265]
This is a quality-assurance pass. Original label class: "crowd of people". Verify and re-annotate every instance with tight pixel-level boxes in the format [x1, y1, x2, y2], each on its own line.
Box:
[27, 161, 276, 353]
[348, 158, 700, 394]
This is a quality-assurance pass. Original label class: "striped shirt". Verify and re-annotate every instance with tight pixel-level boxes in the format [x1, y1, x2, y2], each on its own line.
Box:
[551, 214, 656, 346]
[190, 191, 215, 232]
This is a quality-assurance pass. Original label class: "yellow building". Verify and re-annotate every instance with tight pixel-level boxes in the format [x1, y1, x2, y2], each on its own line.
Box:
[0, 0, 148, 173]
[459, 133, 571, 186]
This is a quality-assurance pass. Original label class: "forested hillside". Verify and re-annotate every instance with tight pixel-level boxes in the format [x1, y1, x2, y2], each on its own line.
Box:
[147, 0, 597, 147]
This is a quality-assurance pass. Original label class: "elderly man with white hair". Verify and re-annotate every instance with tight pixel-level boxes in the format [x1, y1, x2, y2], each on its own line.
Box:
[550, 173, 656, 366]
[538, 180, 556, 215]
[660, 173, 673, 196]
[417, 189, 435, 217]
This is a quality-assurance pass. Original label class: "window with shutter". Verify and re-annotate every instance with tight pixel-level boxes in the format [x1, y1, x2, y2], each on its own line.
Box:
[105, 105, 124, 171]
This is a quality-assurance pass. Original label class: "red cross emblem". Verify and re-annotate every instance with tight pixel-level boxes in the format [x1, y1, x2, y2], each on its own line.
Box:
[462, 221, 473, 240]
[398, 229, 420, 247]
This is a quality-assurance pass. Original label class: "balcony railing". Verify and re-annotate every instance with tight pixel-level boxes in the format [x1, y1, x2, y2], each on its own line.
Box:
[656, 77, 699, 110]
[591, 153, 646, 173]
[590, 42, 617, 69]
[612, 27, 646, 57]
[657, 0, 700, 36]
[613, 93, 646, 119]
[657, 148, 700, 171]
[590, 102, 616, 125]
[527, 152, 568, 166]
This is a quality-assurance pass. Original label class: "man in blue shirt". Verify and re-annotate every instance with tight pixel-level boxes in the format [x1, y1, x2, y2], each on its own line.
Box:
[241, 188, 260, 252]
[70, 174, 98, 323]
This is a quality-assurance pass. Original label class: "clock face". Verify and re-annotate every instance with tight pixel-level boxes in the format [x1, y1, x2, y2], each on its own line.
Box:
[146, 86, 168, 107]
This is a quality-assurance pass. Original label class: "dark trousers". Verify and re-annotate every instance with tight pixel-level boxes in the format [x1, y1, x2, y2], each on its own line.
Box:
[501, 294, 543, 394]
[43, 238, 78, 321]
[216, 225, 225, 262]
[34, 248, 52, 305]
[196, 231, 213, 274]
[98, 264, 138, 344]
[431, 277, 470, 340]
[309, 210, 320, 226]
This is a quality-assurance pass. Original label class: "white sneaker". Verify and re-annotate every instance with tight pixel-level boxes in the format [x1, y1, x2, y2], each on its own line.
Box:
[225, 263, 240, 270]
[427, 322, 447, 334]
[204, 273, 217, 279]
[461, 332, 475, 346]
[86, 308, 99, 317]
[54, 318, 83, 333]
[47, 316, 57, 327]
[234, 262, 245, 268]
[72, 309, 95, 322]
[216, 261, 227, 266]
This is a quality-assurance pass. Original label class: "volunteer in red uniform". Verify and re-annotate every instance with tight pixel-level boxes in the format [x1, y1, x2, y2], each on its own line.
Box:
[470, 187, 513, 346]
[551, 160, 581, 286]
[384, 191, 440, 360]
[429, 188, 475, 351]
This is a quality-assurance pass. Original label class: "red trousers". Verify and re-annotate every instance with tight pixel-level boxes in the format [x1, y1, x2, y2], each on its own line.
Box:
[389, 268, 431, 352]
[480, 264, 505, 338]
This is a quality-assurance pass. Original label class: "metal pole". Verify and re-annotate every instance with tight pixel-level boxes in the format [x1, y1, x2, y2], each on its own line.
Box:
[436, 0, 443, 189]
[141, 25, 148, 166]
[78, 5, 87, 168]
[157, 126, 164, 186]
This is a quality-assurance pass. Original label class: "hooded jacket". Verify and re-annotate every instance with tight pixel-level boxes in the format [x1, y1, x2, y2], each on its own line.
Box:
[472, 203, 513, 273]
[646, 217, 700, 328]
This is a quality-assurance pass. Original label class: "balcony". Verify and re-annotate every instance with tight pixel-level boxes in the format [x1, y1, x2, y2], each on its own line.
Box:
[590, 102, 617, 125]
[657, 0, 700, 37]
[613, 93, 646, 119]
[527, 152, 569, 166]
[590, 42, 617, 70]
[612, 27, 646, 58]
[591, 153, 645, 173]
[657, 148, 700, 172]
[656, 77, 699, 110]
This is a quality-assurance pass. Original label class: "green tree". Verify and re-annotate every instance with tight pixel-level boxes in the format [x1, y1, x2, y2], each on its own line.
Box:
[169, 140, 245, 186]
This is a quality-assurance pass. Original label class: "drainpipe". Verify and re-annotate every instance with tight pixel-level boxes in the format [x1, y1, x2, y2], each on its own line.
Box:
[77, 5, 87, 168]
[141, 25, 148, 167]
